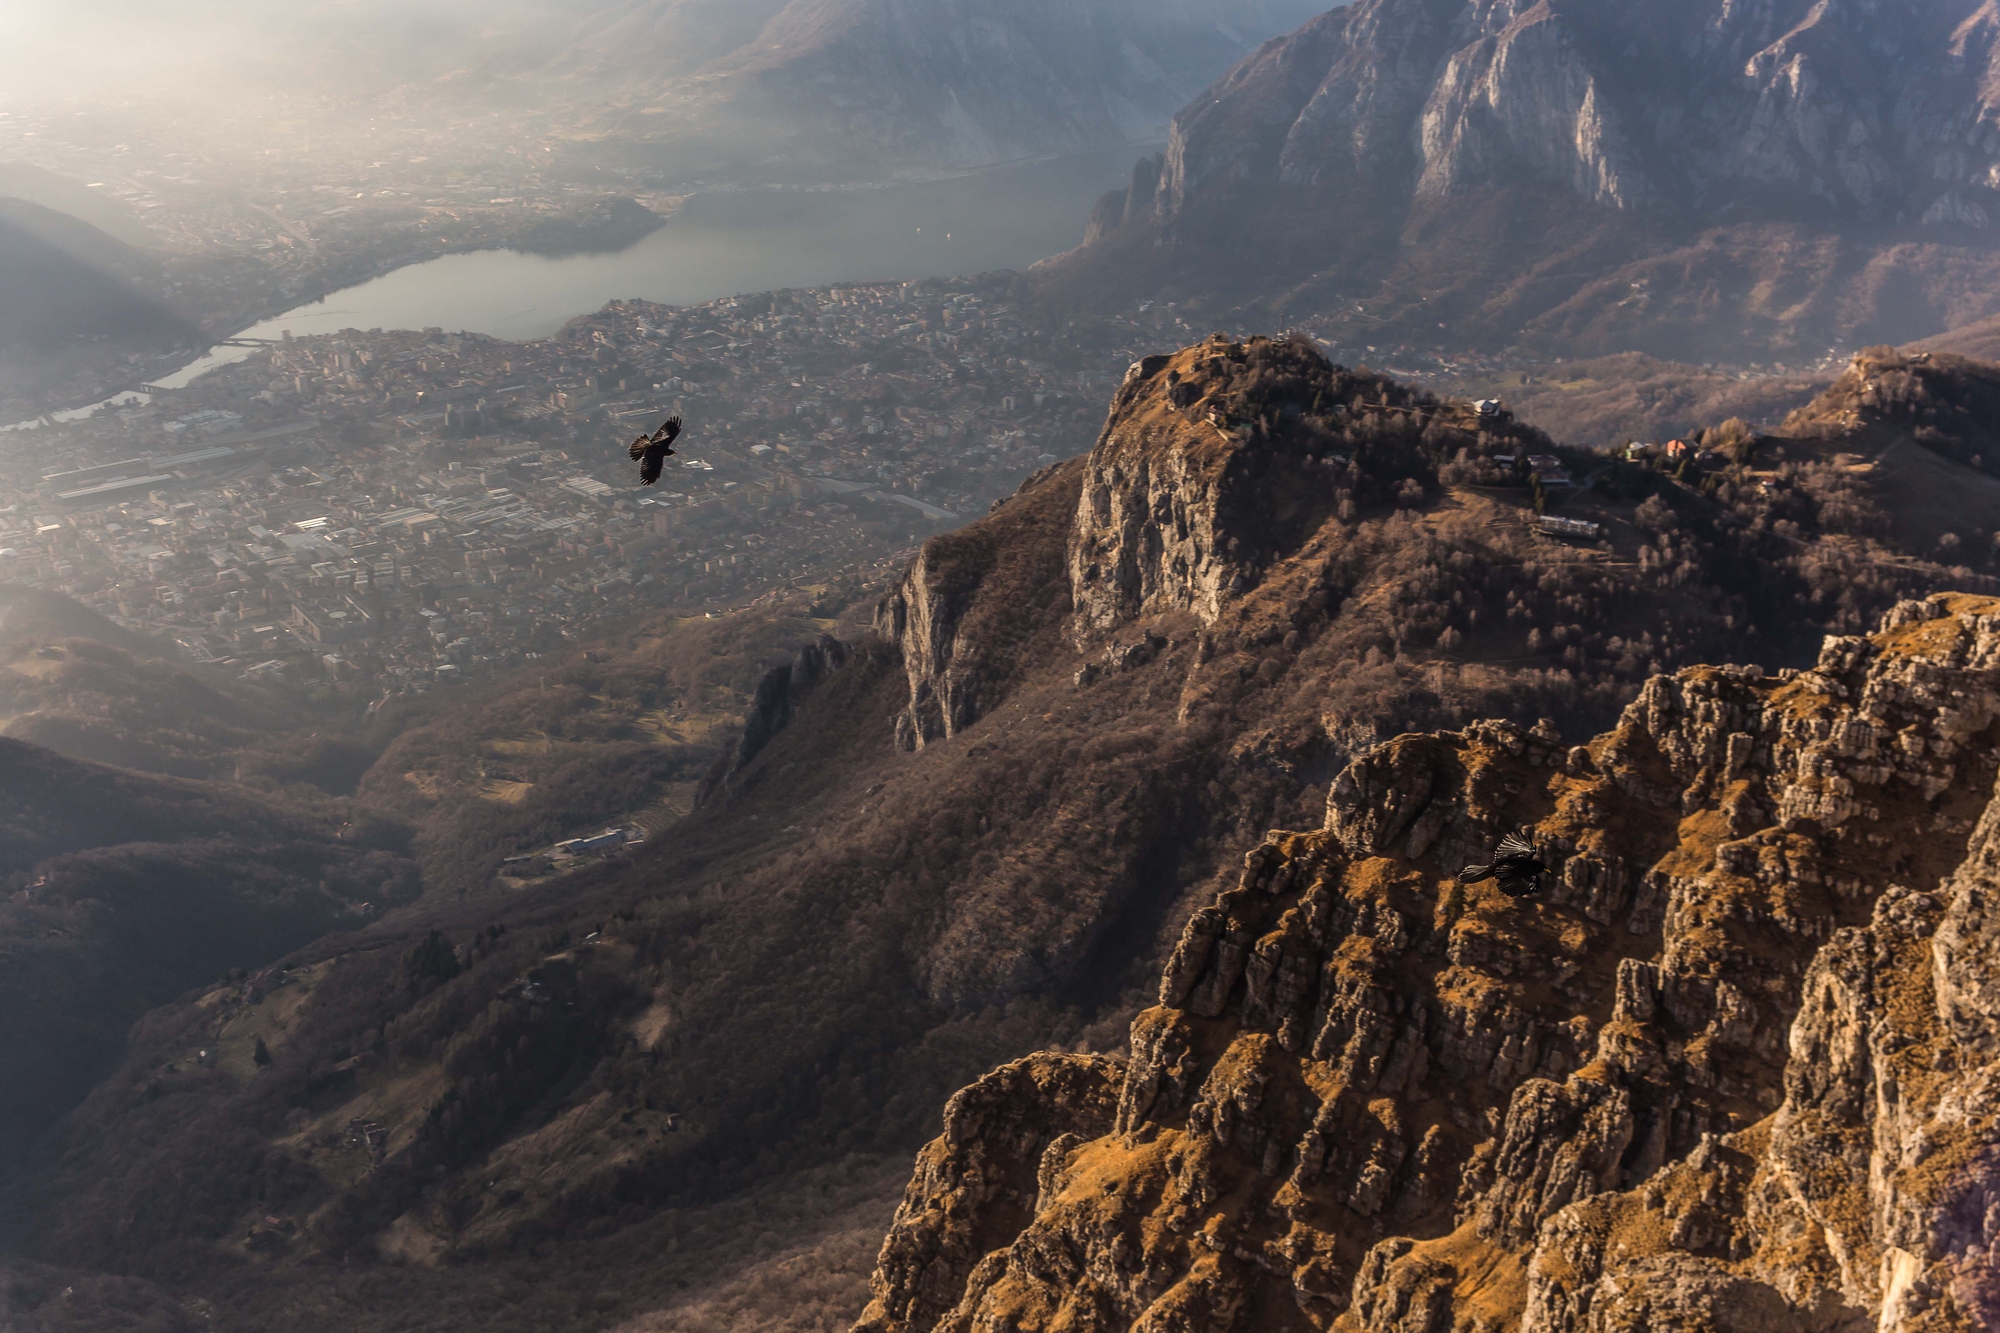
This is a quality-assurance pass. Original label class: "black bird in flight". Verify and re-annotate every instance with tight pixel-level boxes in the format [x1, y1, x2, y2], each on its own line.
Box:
[629, 414, 683, 485]
[1459, 829, 1550, 898]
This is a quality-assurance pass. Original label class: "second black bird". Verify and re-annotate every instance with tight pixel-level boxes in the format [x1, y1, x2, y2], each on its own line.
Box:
[1459, 829, 1550, 898]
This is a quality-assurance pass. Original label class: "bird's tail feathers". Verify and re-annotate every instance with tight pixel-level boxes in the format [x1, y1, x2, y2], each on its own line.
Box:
[629, 438, 648, 461]
[1459, 864, 1494, 883]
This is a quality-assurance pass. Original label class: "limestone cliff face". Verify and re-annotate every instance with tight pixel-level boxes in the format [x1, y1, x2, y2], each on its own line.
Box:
[875, 458, 1085, 750]
[1067, 336, 1549, 636]
[854, 592, 2000, 1332]
[1068, 350, 1275, 633]
[1065, 0, 2000, 360]
[1151, 0, 2000, 226]
[876, 542, 984, 753]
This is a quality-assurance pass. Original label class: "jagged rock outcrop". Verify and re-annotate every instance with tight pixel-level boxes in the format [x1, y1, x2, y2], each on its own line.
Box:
[875, 458, 1085, 750]
[1067, 335, 1550, 635]
[854, 592, 2000, 1332]
[1052, 0, 2000, 360]
[857, 1054, 1125, 1333]
[697, 632, 849, 800]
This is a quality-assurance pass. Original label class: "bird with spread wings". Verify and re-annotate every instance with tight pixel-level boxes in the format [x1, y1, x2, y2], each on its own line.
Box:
[629, 414, 683, 485]
[1458, 828, 1551, 898]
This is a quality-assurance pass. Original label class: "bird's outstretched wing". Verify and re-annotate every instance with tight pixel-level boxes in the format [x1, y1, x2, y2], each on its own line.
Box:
[639, 447, 665, 485]
[629, 435, 651, 462]
[655, 414, 683, 444]
[1496, 830, 1536, 859]
[1495, 869, 1544, 898]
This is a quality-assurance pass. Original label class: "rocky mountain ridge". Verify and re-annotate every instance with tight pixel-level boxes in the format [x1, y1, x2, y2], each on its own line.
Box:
[1055, 0, 2000, 362]
[855, 592, 2000, 1332]
[14, 334, 1999, 1333]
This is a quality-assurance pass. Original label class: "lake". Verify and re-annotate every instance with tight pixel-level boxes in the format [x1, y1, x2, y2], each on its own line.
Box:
[157, 147, 1145, 386]
[3, 147, 1142, 429]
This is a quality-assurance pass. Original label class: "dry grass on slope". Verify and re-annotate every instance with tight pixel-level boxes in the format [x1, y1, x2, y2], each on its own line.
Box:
[352, 605, 830, 899]
[1434, 353, 1829, 451]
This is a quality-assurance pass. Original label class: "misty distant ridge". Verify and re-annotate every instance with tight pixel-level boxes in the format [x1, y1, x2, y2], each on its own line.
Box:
[531, 0, 1336, 178]
[0, 198, 191, 356]
[2, 0, 1331, 182]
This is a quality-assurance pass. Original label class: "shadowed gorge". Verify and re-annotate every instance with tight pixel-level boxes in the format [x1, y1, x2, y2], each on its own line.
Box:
[0, 737, 419, 1188]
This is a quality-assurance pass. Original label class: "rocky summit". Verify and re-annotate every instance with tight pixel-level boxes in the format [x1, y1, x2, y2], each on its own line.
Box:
[1052, 0, 2000, 362]
[856, 593, 2000, 1332]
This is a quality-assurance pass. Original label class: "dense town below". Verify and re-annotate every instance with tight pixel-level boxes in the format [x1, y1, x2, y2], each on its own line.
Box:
[0, 278, 1136, 704]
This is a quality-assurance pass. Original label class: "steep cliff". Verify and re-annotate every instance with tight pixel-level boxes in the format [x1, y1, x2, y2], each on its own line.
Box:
[1068, 341, 1550, 633]
[874, 459, 1083, 751]
[1049, 0, 2000, 361]
[857, 592, 2000, 1332]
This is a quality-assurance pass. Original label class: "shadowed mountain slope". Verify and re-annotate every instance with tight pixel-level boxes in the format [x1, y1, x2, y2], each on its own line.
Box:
[0, 162, 156, 249]
[0, 199, 191, 355]
[0, 738, 418, 1186]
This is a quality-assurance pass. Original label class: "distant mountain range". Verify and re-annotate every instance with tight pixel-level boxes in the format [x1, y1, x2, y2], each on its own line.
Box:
[468, 0, 1332, 178]
[1048, 0, 2000, 362]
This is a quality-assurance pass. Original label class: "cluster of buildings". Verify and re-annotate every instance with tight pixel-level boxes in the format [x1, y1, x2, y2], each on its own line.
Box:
[1622, 438, 1716, 466]
[0, 281, 1127, 700]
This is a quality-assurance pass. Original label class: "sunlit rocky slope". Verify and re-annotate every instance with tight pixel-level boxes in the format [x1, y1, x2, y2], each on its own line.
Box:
[856, 592, 2000, 1332]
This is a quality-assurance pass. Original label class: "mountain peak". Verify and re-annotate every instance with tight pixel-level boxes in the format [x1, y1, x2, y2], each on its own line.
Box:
[1071, 334, 1551, 635]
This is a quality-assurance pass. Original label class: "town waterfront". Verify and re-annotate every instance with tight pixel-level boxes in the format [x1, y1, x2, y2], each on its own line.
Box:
[166, 151, 1140, 383]
[8, 148, 1141, 430]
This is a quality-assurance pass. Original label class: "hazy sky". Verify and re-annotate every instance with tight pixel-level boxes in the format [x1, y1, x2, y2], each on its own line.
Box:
[0, 0, 581, 102]
[0, 1, 1341, 107]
